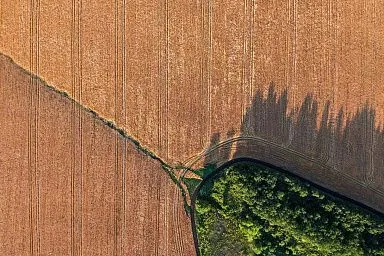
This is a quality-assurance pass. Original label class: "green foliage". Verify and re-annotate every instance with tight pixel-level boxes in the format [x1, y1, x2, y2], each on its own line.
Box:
[182, 177, 201, 196]
[195, 162, 384, 256]
[195, 164, 217, 179]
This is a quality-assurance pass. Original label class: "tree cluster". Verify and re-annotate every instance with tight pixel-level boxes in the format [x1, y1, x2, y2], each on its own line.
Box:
[196, 162, 384, 256]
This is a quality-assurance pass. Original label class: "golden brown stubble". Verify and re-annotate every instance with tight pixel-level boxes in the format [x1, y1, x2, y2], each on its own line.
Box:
[0, 55, 30, 255]
[122, 145, 195, 255]
[39, 0, 72, 93]
[81, 0, 116, 119]
[209, 0, 245, 138]
[374, 0, 384, 121]
[37, 86, 72, 255]
[0, 54, 196, 255]
[251, 1, 289, 101]
[124, 0, 163, 157]
[167, 0, 206, 161]
[3, 1, 384, 163]
[0, 0, 31, 70]
[37, 9, 76, 254]
[29, 0, 40, 253]
[81, 117, 116, 255]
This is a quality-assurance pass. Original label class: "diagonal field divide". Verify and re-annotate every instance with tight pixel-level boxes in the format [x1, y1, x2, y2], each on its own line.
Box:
[3, 47, 384, 254]
[0, 53, 195, 255]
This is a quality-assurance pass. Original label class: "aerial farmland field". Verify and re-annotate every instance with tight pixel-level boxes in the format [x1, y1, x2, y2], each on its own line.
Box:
[0, 54, 195, 255]
[1, 0, 384, 255]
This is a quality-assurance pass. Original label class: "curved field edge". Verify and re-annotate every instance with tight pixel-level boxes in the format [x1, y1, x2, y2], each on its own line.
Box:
[190, 159, 384, 256]
[181, 136, 384, 213]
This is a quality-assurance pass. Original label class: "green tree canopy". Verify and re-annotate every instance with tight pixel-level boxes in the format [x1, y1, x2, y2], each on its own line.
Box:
[195, 162, 384, 256]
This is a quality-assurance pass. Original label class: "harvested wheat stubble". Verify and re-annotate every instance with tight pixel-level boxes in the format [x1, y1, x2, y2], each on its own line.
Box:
[3, 0, 384, 253]
[124, 0, 164, 157]
[123, 142, 194, 256]
[37, 85, 73, 255]
[166, 0, 208, 161]
[0, 54, 31, 255]
[2, 0, 384, 164]
[0, 55, 194, 255]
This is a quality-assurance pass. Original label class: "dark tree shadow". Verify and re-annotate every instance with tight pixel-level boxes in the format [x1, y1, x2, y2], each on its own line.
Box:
[204, 82, 384, 192]
[194, 83, 384, 256]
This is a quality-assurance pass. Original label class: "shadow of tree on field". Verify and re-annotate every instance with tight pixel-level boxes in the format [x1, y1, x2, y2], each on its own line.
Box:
[193, 83, 384, 256]
[204, 83, 384, 190]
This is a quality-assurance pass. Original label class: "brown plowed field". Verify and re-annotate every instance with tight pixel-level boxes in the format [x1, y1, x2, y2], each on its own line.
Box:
[0, 55, 194, 255]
